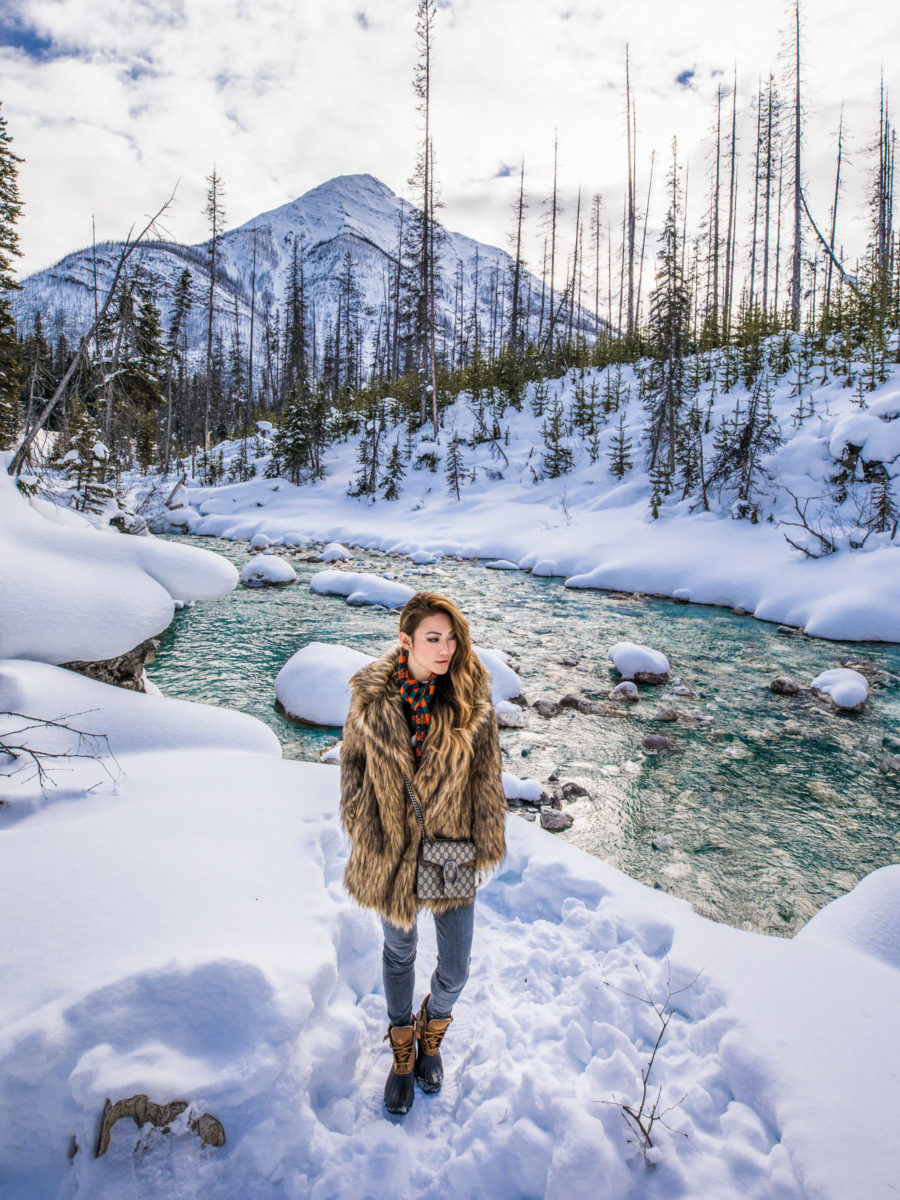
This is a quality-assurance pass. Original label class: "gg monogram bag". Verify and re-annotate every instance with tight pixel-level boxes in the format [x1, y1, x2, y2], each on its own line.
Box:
[402, 774, 477, 901]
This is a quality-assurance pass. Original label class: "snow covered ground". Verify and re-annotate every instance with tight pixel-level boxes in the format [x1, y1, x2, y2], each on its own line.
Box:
[3, 669, 900, 1199]
[152, 347, 900, 644]
[3, 436, 900, 1198]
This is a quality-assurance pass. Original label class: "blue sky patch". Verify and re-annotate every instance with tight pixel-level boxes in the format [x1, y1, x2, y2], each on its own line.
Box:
[676, 69, 696, 89]
[0, 18, 63, 61]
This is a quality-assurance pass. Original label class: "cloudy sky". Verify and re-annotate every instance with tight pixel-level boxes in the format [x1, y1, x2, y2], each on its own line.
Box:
[2, 0, 898, 282]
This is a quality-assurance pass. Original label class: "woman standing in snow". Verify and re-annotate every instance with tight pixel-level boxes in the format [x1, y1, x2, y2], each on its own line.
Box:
[339, 591, 507, 1116]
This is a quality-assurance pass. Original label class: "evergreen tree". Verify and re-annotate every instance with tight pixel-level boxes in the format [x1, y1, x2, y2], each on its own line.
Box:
[204, 167, 226, 449]
[54, 397, 114, 515]
[607, 412, 633, 478]
[444, 430, 465, 500]
[867, 471, 898, 537]
[121, 295, 166, 471]
[644, 141, 691, 477]
[706, 361, 781, 519]
[0, 101, 24, 451]
[540, 393, 574, 477]
[381, 437, 406, 500]
[164, 268, 193, 471]
[648, 460, 672, 519]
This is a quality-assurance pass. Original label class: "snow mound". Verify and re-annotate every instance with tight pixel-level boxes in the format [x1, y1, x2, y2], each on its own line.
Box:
[309, 569, 414, 608]
[410, 550, 439, 565]
[318, 542, 353, 562]
[502, 772, 542, 802]
[0, 467, 238, 663]
[810, 667, 868, 709]
[250, 532, 272, 549]
[0, 659, 279, 807]
[608, 641, 670, 681]
[240, 555, 298, 587]
[796, 865, 900, 969]
[275, 642, 373, 727]
[475, 646, 522, 705]
[485, 559, 521, 570]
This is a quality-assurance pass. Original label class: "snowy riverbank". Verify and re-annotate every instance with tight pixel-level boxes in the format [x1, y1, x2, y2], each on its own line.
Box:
[153, 354, 900, 644]
[3, 457, 900, 1197]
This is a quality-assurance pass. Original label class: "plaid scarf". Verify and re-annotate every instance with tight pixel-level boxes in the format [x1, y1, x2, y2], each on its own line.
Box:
[396, 649, 436, 760]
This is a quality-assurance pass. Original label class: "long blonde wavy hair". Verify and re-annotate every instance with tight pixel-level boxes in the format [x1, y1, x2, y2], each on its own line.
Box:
[398, 591, 486, 731]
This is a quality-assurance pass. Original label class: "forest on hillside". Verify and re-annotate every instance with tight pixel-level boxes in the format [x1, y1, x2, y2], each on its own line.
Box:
[0, 0, 897, 547]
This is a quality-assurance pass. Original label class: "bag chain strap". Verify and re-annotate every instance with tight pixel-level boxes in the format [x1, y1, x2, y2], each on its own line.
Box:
[402, 774, 429, 842]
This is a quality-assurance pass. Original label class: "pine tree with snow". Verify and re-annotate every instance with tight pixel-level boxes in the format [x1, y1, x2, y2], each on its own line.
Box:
[868, 471, 898, 537]
[602, 362, 629, 414]
[530, 377, 549, 418]
[607, 413, 633, 478]
[0, 101, 24, 451]
[571, 377, 600, 439]
[128, 296, 167, 471]
[540, 393, 574, 478]
[350, 403, 385, 498]
[444, 430, 465, 500]
[381, 438, 406, 501]
[648, 461, 672, 519]
[644, 141, 691, 478]
[55, 397, 114, 515]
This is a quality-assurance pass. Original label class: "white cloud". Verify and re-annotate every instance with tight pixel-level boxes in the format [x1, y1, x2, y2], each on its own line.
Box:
[3, 0, 899, 288]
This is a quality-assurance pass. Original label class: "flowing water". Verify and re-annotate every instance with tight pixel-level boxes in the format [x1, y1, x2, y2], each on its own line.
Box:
[149, 535, 900, 936]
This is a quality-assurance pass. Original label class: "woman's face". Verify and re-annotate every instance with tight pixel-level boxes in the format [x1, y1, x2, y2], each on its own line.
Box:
[401, 612, 457, 682]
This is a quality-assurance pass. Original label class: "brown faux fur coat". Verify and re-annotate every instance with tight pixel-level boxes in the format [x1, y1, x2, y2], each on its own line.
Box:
[340, 645, 507, 929]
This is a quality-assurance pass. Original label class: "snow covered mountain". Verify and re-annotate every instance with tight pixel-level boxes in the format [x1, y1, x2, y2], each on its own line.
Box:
[14, 174, 597, 381]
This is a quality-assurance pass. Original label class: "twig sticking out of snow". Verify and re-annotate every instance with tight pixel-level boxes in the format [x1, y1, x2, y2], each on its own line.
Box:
[599, 960, 701, 1163]
[0, 710, 123, 796]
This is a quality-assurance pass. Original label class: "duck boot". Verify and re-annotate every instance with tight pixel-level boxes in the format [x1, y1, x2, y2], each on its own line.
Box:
[383, 1022, 417, 1115]
[415, 995, 453, 1093]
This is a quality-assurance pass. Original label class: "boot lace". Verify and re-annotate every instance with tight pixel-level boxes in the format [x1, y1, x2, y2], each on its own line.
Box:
[384, 1024, 416, 1071]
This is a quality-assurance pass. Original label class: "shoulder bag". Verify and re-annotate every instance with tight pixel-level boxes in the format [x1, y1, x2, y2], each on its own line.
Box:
[402, 774, 477, 900]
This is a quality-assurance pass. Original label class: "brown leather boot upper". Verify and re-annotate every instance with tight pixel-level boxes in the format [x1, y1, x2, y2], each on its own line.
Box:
[384, 1023, 417, 1076]
[417, 995, 453, 1056]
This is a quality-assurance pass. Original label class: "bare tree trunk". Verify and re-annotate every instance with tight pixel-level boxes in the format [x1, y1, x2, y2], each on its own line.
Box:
[749, 80, 762, 309]
[625, 47, 636, 334]
[248, 226, 257, 403]
[824, 107, 844, 312]
[636, 150, 656, 331]
[790, 0, 803, 329]
[723, 72, 738, 338]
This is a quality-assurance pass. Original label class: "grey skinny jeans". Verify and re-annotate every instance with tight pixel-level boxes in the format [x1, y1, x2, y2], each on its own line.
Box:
[381, 900, 475, 1028]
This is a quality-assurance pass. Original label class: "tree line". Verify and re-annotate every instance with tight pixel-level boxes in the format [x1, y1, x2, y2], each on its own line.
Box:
[0, 0, 897, 529]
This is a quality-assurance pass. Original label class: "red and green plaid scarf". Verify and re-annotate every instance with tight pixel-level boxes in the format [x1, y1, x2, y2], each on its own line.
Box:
[396, 649, 436, 760]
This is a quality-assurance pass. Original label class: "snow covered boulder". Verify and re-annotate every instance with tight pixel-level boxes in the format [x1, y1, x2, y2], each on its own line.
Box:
[240, 556, 297, 588]
[0, 467, 238, 664]
[608, 641, 670, 684]
[485, 559, 520, 571]
[610, 681, 639, 701]
[249, 532, 272, 550]
[309, 570, 414, 609]
[501, 771, 542, 804]
[410, 550, 439, 565]
[275, 642, 373, 727]
[318, 542, 353, 563]
[495, 701, 525, 728]
[475, 646, 523, 706]
[0, 658, 279, 805]
[796, 865, 900, 969]
[810, 667, 869, 712]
